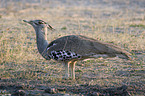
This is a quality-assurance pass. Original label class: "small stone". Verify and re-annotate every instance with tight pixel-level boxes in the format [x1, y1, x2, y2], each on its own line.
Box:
[15, 85, 24, 89]
[45, 87, 58, 94]
[57, 87, 66, 91]
[91, 92, 102, 96]
[0, 85, 7, 89]
[12, 90, 26, 96]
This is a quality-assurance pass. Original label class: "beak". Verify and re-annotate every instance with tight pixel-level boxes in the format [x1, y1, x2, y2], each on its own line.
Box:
[23, 20, 32, 24]
[23, 20, 29, 23]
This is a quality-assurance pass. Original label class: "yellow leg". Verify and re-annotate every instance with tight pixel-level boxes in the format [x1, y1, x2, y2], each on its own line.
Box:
[64, 62, 70, 78]
[70, 61, 77, 79]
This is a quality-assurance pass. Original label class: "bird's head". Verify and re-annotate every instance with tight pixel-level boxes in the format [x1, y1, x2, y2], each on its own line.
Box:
[23, 20, 54, 30]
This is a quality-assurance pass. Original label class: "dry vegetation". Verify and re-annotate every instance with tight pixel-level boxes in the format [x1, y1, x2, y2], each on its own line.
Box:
[0, 0, 145, 95]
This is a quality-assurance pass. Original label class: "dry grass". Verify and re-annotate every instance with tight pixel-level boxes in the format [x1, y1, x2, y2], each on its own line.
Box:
[0, 0, 145, 95]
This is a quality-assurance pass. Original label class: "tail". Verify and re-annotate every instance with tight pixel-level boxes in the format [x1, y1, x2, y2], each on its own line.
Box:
[116, 53, 132, 60]
[106, 43, 132, 60]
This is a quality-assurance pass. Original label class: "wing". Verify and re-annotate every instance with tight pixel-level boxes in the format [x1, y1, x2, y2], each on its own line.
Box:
[47, 35, 131, 59]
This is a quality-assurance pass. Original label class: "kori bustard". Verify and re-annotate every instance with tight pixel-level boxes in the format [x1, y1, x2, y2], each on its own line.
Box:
[23, 20, 131, 79]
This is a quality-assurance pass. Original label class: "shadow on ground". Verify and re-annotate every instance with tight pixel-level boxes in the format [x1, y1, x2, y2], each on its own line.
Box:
[0, 83, 129, 96]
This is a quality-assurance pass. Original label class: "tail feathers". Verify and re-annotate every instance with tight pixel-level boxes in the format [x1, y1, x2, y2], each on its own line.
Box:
[116, 54, 132, 60]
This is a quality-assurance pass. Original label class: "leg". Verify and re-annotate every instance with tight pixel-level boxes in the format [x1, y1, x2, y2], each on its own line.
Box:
[64, 62, 70, 78]
[70, 61, 77, 79]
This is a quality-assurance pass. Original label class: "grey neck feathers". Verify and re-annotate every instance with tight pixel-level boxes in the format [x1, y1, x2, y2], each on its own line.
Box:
[34, 27, 50, 60]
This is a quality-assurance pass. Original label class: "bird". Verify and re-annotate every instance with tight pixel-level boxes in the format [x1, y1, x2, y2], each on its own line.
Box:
[23, 19, 131, 79]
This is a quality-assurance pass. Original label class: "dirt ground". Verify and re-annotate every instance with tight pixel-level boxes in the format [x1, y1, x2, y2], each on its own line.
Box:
[0, 0, 145, 96]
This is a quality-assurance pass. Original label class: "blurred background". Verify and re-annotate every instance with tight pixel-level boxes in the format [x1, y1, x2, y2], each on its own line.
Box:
[0, 0, 145, 16]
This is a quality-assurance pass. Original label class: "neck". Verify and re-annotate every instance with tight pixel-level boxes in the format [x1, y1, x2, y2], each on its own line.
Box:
[34, 27, 50, 60]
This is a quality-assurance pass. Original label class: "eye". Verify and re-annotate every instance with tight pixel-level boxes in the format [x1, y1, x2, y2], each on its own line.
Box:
[38, 21, 43, 24]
